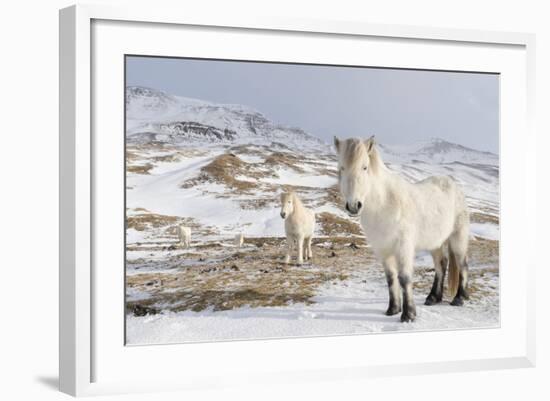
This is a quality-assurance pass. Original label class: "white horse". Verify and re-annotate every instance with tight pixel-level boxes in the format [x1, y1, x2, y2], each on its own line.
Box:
[177, 225, 191, 249]
[234, 233, 244, 248]
[334, 136, 470, 322]
[280, 192, 316, 265]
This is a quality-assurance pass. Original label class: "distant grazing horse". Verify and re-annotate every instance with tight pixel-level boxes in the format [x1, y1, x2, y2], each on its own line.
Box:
[177, 225, 191, 248]
[280, 192, 316, 265]
[334, 136, 470, 322]
[234, 233, 244, 248]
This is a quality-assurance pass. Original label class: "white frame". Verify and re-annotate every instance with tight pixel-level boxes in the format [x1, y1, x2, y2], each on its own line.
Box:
[59, 4, 536, 397]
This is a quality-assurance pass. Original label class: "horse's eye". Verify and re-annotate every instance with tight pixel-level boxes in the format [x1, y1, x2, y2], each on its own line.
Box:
[363, 166, 368, 171]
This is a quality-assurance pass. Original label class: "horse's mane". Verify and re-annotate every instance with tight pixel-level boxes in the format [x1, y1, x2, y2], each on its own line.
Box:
[343, 138, 386, 175]
[290, 192, 304, 207]
[368, 146, 386, 175]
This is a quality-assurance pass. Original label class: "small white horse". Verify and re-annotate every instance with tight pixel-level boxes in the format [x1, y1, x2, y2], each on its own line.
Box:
[177, 225, 191, 248]
[280, 192, 315, 265]
[234, 233, 244, 248]
[334, 136, 470, 322]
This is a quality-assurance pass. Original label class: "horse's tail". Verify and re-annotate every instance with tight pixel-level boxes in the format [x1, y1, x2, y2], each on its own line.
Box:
[447, 245, 460, 298]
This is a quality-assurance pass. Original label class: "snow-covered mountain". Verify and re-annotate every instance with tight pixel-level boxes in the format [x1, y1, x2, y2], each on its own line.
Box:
[126, 86, 325, 148]
[380, 138, 498, 166]
[126, 86, 498, 164]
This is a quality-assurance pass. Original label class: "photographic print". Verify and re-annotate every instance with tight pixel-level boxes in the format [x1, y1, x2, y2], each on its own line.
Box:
[125, 56, 499, 345]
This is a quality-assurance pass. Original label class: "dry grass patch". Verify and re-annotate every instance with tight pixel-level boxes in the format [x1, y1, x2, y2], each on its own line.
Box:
[126, 209, 215, 239]
[317, 212, 362, 236]
[469, 237, 499, 266]
[181, 153, 271, 192]
[127, 212, 179, 231]
[126, 236, 377, 315]
[127, 163, 154, 175]
[322, 184, 344, 207]
[264, 152, 305, 172]
[470, 212, 499, 225]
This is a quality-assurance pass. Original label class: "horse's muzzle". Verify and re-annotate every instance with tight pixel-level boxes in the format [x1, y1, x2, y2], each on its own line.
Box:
[345, 201, 362, 216]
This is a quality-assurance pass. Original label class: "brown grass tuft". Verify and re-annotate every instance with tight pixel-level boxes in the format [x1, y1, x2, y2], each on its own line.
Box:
[317, 212, 362, 236]
[470, 212, 499, 225]
[264, 152, 304, 172]
[127, 212, 179, 232]
[180, 153, 274, 192]
[127, 163, 154, 175]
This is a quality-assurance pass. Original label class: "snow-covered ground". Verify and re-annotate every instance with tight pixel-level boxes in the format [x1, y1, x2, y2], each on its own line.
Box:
[126, 252, 499, 344]
[124, 86, 500, 345]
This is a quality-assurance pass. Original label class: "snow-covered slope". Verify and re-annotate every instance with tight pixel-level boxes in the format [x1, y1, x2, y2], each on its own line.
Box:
[380, 138, 498, 165]
[125, 86, 499, 240]
[126, 86, 325, 149]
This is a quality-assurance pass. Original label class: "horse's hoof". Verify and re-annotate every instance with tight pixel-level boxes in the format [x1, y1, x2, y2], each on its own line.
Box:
[400, 311, 416, 322]
[450, 296, 464, 306]
[385, 306, 401, 316]
[424, 294, 441, 306]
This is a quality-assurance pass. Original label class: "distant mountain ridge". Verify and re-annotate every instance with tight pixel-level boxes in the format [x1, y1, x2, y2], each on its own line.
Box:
[380, 138, 498, 166]
[126, 86, 498, 167]
[126, 86, 324, 148]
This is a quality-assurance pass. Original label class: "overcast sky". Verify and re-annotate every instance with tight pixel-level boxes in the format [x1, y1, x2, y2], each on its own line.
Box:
[126, 56, 499, 153]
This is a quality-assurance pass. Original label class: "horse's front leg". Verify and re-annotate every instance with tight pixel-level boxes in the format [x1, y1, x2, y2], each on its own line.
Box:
[284, 235, 293, 264]
[397, 247, 417, 322]
[297, 235, 305, 265]
[383, 255, 401, 315]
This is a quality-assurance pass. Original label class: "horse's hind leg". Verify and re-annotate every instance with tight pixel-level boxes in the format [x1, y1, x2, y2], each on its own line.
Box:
[305, 237, 313, 260]
[425, 247, 448, 305]
[383, 255, 401, 316]
[449, 213, 470, 306]
[450, 251, 469, 306]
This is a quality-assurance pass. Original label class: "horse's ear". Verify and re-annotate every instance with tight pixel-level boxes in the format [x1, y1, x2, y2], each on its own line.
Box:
[365, 136, 376, 153]
[333, 136, 341, 152]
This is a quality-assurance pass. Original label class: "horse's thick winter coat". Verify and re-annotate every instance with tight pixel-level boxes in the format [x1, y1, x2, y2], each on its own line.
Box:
[334, 136, 470, 322]
[177, 225, 191, 249]
[280, 192, 316, 265]
[234, 233, 244, 248]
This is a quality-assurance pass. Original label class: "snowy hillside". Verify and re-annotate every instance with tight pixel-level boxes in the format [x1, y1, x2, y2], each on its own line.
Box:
[124, 86, 500, 344]
[126, 86, 326, 149]
[381, 138, 498, 165]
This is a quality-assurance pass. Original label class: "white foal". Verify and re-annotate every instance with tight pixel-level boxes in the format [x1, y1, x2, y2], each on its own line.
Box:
[334, 136, 470, 322]
[177, 225, 191, 249]
[280, 192, 315, 265]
